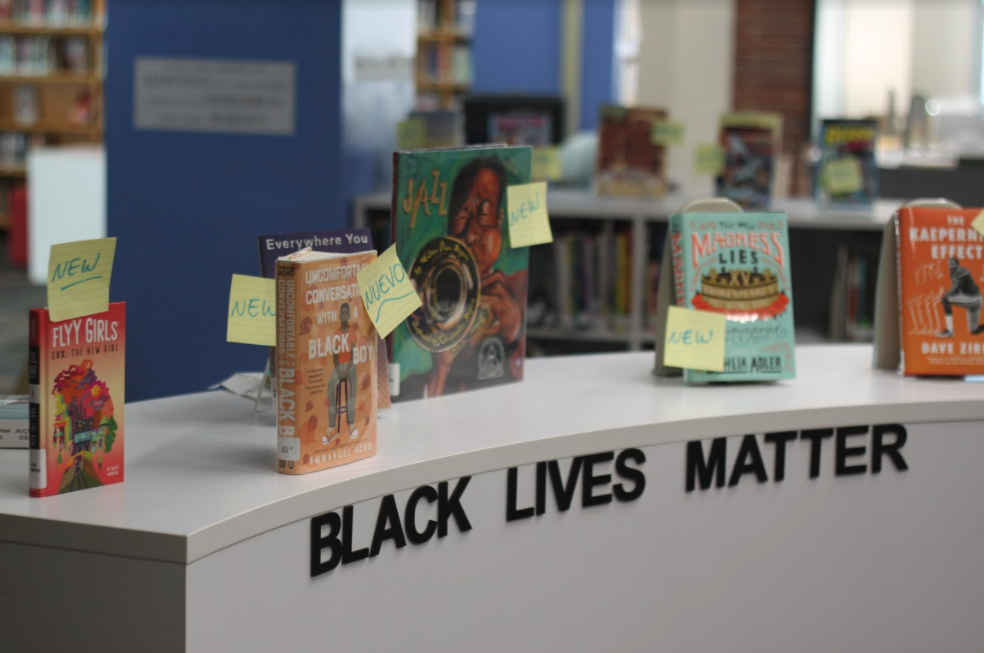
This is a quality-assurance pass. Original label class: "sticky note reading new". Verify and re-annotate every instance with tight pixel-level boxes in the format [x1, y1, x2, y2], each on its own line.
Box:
[971, 211, 984, 239]
[357, 244, 422, 338]
[823, 157, 863, 195]
[227, 274, 276, 346]
[651, 120, 686, 146]
[695, 144, 725, 176]
[47, 237, 117, 322]
[507, 182, 553, 247]
[663, 306, 726, 372]
[532, 146, 563, 181]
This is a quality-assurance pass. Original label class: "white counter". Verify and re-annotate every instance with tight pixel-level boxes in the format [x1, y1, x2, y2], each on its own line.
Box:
[1, 345, 981, 564]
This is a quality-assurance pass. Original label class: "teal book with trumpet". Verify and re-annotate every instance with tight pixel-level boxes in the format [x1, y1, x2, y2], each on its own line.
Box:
[390, 145, 532, 401]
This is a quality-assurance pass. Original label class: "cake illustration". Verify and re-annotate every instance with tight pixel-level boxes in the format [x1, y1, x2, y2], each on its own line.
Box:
[692, 267, 789, 318]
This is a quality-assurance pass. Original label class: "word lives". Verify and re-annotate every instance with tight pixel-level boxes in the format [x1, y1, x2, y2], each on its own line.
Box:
[686, 424, 908, 491]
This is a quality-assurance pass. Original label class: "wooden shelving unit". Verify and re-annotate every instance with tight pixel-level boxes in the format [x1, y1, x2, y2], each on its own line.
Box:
[415, 0, 474, 109]
[0, 0, 104, 231]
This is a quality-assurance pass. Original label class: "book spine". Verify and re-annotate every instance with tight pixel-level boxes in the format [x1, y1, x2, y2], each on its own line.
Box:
[28, 308, 45, 497]
[275, 260, 300, 474]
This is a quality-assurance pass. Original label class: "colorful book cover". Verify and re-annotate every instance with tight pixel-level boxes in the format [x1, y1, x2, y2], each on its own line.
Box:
[391, 145, 531, 400]
[0, 395, 29, 448]
[716, 112, 782, 209]
[897, 207, 984, 376]
[28, 302, 125, 497]
[596, 105, 668, 199]
[488, 113, 553, 146]
[275, 250, 377, 474]
[816, 119, 878, 206]
[670, 213, 795, 382]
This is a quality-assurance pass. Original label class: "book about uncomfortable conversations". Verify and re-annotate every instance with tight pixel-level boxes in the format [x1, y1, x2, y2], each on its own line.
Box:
[29, 302, 125, 497]
[275, 250, 377, 474]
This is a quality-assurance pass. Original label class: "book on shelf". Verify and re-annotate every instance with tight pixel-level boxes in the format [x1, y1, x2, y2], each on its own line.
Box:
[417, 0, 474, 35]
[716, 112, 783, 209]
[815, 118, 878, 207]
[896, 207, 984, 376]
[0, 0, 95, 26]
[596, 105, 669, 199]
[667, 212, 796, 382]
[0, 33, 89, 76]
[275, 249, 378, 474]
[488, 112, 553, 146]
[827, 237, 878, 342]
[0, 394, 28, 448]
[29, 302, 125, 497]
[391, 144, 531, 400]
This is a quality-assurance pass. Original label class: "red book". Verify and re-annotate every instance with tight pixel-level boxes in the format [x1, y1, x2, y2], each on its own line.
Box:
[29, 302, 125, 497]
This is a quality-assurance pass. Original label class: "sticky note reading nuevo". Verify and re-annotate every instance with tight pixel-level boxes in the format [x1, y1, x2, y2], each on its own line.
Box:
[507, 182, 553, 248]
[972, 211, 984, 239]
[823, 157, 863, 195]
[47, 237, 117, 322]
[358, 244, 422, 338]
[663, 306, 727, 372]
[227, 274, 276, 346]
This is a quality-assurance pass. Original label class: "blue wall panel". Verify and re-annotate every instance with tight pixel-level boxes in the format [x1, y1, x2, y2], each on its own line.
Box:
[107, 0, 344, 400]
[472, 0, 563, 95]
[579, 0, 616, 131]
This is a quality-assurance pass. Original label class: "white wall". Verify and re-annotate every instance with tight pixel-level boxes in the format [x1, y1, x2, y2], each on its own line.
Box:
[843, 0, 914, 118]
[911, 0, 977, 101]
[636, 0, 735, 196]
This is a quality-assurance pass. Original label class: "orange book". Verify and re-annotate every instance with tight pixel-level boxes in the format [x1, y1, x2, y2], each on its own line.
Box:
[898, 207, 984, 375]
[275, 250, 378, 474]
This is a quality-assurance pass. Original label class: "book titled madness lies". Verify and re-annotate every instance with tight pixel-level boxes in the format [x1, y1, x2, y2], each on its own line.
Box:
[276, 250, 377, 474]
[391, 145, 531, 400]
[671, 213, 795, 382]
[816, 119, 878, 206]
[897, 207, 984, 376]
[29, 302, 125, 497]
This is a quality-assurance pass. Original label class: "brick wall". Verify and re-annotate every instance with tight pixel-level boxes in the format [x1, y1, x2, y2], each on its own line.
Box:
[733, 0, 816, 195]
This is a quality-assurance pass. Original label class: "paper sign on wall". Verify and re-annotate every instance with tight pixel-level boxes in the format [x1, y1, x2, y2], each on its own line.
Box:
[47, 237, 117, 322]
[694, 145, 725, 176]
[822, 158, 863, 194]
[651, 120, 686, 146]
[507, 182, 553, 247]
[357, 245, 422, 338]
[663, 306, 726, 372]
[227, 274, 276, 346]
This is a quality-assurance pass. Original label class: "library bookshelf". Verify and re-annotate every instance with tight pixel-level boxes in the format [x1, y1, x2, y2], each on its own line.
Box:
[416, 0, 474, 109]
[0, 0, 104, 231]
[352, 188, 901, 353]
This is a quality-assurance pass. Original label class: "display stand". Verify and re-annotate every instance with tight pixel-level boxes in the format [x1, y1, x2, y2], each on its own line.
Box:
[652, 197, 743, 376]
[871, 198, 962, 370]
[4, 346, 984, 652]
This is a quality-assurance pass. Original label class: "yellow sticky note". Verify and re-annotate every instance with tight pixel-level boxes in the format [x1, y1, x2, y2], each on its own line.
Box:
[823, 157, 863, 195]
[357, 244, 422, 338]
[47, 237, 116, 322]
[695, 144, 725, 176]
[651, 120, 685, 146]
[532, 146, 563, 181]
[663, 306, 726, 372]
[396, 118, 426, 150]
[971, 210, 984, 239]
[507, 182, 553, 248]
[227, 274, 276, 346]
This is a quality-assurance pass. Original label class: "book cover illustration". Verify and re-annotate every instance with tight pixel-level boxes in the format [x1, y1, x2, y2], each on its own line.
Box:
[716, 112, 782, 209]
[816, 119, 878, 206]
[29, 302, 125, 497]
[275, 250, 378, 474]
[897, 207, 984, 376]
[488, 113, 553, 146]
[391, 145, 531, 400]
[596, 105, 668, 199]
[671, 213, 796, 383]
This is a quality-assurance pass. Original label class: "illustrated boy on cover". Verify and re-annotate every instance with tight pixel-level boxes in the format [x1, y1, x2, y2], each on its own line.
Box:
[428, 158, 526, 397]
[324, 302, 358, 444]
[937, 257, 984, 337]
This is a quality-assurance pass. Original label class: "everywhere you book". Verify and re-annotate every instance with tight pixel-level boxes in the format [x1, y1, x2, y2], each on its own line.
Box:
[29, 302, 125, 497]
[716, 112, 782, 209]
[596, 105, 668, 199]
[897, 207, 984, 376]
[670, 213, 796, 382]
[815, 119, 878, 206]
[391, 144, 532, 400]
[275, 249, 378, 474]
